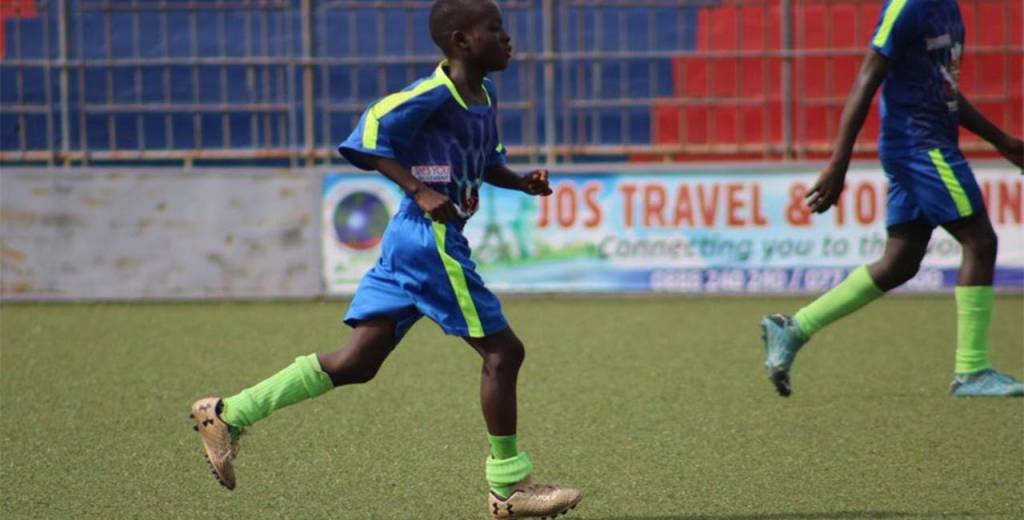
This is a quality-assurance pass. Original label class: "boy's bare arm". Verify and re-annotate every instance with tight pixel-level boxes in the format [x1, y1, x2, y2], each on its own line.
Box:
[957, 93, 1024, 169]
[485, 164, 552, 196]
[807, 49, 889, 213]
[362, 155, 460, 223]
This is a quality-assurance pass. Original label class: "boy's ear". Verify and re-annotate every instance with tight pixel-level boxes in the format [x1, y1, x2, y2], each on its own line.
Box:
[451, 30, 471, 52]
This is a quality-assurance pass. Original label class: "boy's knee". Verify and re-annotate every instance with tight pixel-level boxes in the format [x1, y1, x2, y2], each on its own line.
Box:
[340, 363, 381, 385]
[967, 232, 998, 261]
[892, 261, 922, 285]
[319, 353, 383, 386]
[485, 338, 525, 374]
[871, 256, 921, 290]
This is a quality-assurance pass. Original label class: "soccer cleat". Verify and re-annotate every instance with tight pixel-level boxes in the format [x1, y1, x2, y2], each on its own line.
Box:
[190, 397, 241, 490]
[488, 478, 581, 519]
[760, 314, 808, 397]
[950, 369, 1024, 397]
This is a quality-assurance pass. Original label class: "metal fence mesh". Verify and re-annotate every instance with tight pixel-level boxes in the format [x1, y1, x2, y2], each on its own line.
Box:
[1, 0, 1021, 166]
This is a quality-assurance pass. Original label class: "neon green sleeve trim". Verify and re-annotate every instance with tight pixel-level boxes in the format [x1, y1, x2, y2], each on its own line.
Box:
[431, 221, 485, 337]
[434, 60, 493, 110]
[872, 0, 909, 48]
[928, 148, 972, 217]
[361, 77, 445, 150]
[496, 143, 505, 154]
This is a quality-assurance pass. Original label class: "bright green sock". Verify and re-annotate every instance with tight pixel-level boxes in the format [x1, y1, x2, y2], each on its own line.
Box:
[954, 286, 993, 374]
[794, 266, 884, 339]
[486, 450, 533, 498]
[221, 354, 334, 429]
[488, 434, 519, 460]
[486, 434, 520, 496]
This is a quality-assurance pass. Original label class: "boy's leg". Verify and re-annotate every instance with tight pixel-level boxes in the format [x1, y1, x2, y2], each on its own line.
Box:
[762, 219, 931, 397]
[944, 213, 996, 374]
[944, 214, 1024, 396]
[191, 318, 400, 489]
[906, 148, 1022, 395]
[317, 318, 399, 386]
[221, 318, 398, 427]
[465, 327, 522, 437]
[464, 327, 581, 518]
[464, 327, 527, 497]
[415, 221, 580, 516]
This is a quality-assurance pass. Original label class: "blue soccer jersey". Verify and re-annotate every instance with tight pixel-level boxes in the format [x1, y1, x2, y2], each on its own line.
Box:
[870, 0, 964, 157]
[339, 61, 507, 224]
[869, 0, 985, 228]
[336, 61, 510, 341]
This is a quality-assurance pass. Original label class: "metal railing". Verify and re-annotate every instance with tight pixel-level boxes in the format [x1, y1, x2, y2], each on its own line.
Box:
[0, 0, 1020, 166]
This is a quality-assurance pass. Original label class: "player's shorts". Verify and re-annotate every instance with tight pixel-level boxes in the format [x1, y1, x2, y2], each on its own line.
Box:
[881, 147, 985, 229]
[344, 199, 507, 342]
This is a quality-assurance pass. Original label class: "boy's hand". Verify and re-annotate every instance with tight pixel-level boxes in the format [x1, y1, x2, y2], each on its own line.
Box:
[520, 169, 553, 196]
[996, 135, 1023, 170]
[413, 186, 459, 223]
[806, 161, 848, 213]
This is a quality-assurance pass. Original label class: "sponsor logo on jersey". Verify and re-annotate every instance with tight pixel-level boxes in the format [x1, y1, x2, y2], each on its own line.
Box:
[412, 165, 453, 183]
[926, 33, 952, 50]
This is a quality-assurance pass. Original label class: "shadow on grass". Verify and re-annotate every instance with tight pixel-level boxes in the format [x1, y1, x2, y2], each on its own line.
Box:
[583, 512, 986, 520]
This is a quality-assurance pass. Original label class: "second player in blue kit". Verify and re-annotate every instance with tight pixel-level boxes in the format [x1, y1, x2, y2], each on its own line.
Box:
[760, 0, 1024, 398]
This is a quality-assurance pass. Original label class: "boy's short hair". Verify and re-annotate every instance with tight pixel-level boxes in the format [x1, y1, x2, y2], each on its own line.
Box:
[429, 0, 492, 53]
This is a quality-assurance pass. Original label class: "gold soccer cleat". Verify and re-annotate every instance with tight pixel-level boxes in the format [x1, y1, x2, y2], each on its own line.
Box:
[488, 478, 582, 519]
[189, 397, 239, 490]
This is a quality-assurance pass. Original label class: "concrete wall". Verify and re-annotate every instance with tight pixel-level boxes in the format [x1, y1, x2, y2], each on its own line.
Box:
[1, 168, 321, 300]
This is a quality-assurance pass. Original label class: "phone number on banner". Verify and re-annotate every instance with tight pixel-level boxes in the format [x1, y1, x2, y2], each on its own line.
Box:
[649, 268, 945, 293]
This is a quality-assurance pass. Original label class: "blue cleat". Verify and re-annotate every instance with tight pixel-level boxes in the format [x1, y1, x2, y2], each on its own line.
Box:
[760, 314, 808, 397]
[950, 369, 1024, 397]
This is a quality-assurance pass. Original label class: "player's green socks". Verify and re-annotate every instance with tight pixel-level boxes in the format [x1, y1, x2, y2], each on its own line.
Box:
[486, 434, 532, 498]
[489, 434, 519, 460]
[221, 354, 334, 429]
[954, 286, 993, 374]
[794, 266, 884, 339]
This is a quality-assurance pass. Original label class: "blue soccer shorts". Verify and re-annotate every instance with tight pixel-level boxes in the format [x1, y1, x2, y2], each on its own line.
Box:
[344, 206, 508, 342]
[881, 147, 986, 229]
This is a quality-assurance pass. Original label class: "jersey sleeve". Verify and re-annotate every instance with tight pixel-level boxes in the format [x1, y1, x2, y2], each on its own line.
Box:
[337, 79, 448, 170]
[487, 142, 508, 168]
[483, 79, 508, 168]
[870, 0, 919, 59]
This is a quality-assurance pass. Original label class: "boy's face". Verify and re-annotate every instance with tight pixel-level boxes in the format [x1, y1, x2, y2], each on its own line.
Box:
[462, 2, 512, 71]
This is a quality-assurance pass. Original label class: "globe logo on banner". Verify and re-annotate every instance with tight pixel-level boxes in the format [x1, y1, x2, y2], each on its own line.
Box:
[332, 192, 390, 250]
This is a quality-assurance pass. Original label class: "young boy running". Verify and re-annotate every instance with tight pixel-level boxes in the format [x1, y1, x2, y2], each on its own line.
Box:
[761, 0, 1024, 398]
[189, 1, 582, 517]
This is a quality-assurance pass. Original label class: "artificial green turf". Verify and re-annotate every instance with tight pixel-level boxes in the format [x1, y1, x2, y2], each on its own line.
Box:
[1, 296, 1022, 519]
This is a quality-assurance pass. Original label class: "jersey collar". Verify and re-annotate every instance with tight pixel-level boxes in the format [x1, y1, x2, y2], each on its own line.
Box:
[434, 60, 492, 110]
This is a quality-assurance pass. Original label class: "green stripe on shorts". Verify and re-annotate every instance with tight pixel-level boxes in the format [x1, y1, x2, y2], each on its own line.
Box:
[431, 221, 485, 337]
[928, 148, 972, 217]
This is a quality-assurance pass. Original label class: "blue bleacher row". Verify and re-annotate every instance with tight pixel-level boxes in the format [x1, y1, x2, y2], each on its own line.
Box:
[0, 2, 702, 156]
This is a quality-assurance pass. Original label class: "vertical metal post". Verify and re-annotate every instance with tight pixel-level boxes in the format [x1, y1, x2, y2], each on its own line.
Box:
[286, 2, 300, 168]
[15, 6, 26, 154]
[190, 8, 201, 159]
[133, 0, 145, 153]
[161, 5, 174, 151]
[542, 0, 556, 165]
[320, 5, 332, 163]
[524, 4, 539, 164]
[58, 0, 71, 165]
[301, 0, 315, 166]
[43, 0, 54, 165]
[780, 0, 794, 159]
[219, 9, 230, 150]
[105, 3, 116, 151]
[558, 0, 571, 162]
